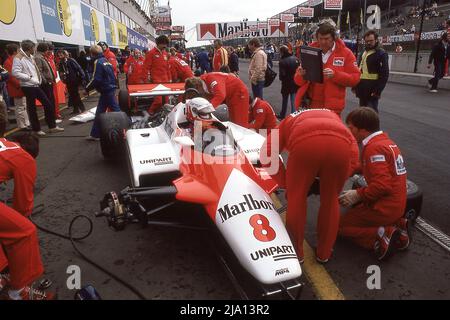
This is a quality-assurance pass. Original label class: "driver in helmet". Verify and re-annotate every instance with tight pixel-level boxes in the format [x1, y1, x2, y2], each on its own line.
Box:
[185, 97, 216, 135]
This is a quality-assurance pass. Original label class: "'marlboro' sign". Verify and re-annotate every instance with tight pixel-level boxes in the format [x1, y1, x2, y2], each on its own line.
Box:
[197, 21, 289, 41]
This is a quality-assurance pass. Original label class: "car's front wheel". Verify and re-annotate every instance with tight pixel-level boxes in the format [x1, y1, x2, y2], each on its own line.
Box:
[99, 111, 130, 160]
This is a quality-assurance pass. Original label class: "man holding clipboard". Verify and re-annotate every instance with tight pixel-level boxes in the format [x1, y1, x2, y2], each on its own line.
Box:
[294, 23, 360, 116]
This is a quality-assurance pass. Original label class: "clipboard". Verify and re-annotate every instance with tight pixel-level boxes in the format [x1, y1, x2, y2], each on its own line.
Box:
[300, 46, 323, 83]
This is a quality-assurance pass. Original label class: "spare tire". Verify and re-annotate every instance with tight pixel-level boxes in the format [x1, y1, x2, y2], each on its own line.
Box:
[352, 175, 423, 224]
[118, 89, 131, 115]
[99, 112, 130, 160]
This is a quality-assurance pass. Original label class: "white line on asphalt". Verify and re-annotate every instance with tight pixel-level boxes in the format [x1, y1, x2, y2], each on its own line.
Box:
[415, 217, 450, 253]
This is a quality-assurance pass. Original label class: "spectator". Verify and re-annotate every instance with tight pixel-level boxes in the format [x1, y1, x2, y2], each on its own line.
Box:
[57, 50, 86, 114]
[43, 43, 62, 122]
[278, 45, 299, 119]
[248, 38, 267, 99]
[354, 30, 389, 112]
[120, 46, 131, 73]
[196, 47, 211, 74]
[0, 64, 9, 113]
[12, 40, 63, 136]
[34, 43, 57, 123]
[427, 33, 449, 92]
[77, 51, 88, 74]
[84, 50, 95, 81]
[395, 44, 403, 53]
[0, 65, 8, 119]
[3, 43, 30, 130]
[212, 39, 228, 72]
[410, 24, 416, 33]
[85, 44, 120, 141]
[228, 47, 239, 76]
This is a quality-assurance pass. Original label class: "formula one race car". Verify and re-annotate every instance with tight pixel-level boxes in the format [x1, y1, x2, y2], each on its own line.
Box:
[96, 89, 303, 299]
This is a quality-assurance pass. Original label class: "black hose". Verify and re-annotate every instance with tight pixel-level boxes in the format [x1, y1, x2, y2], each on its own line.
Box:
[31, 204, 147, 300]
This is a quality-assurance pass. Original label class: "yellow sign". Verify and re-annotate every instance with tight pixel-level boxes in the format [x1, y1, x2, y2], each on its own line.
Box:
[57, 0, 72, 37]
[110, 20, 117, 46]
[90, 9, 99, 42]
[0, 0, 16, 25]
[116, 22, 128, 49]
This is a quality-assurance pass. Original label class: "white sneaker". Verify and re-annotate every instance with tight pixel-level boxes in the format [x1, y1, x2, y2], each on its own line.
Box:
[55, 119, 62, 124]
[429, 89, 438, 93]
[427, 82, 432, 89]
[48, 126, 64, 133]
[85, 135, 100, 141]
[35, 130, 46, 136]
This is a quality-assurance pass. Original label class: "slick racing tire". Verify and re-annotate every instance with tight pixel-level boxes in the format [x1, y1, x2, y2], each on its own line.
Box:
[118, 89, 131, 115]
[99, 112, 130, 160]
[352, 175, 423, 224]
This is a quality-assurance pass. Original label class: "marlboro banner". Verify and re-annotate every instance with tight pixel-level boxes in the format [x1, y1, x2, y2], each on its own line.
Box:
[281, 14, 294, 23]
[324, 0, 343, 10]
[299, 7, 315, 18]
[268, 18, 280, 27]
[197, 21, 288, 40]
[258, 22, 267, 29]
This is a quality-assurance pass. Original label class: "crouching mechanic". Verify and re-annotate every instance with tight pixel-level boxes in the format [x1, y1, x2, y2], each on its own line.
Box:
[85, 44, 121, 141]
[248, 97, 277, 134]
[0, 116, 55, 300]
[339, 107, 410, 260]
[260, 109, 359, 263]
[185, 73, 250, 128]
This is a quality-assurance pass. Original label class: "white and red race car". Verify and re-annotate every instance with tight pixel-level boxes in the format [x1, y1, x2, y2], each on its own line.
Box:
[96, 86, 303, 299]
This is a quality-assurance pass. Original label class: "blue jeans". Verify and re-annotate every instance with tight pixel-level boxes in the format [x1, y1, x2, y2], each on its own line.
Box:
[90, 90, 121, 138]
[280, 93, 296, 119]
[251, 80, 265, 99]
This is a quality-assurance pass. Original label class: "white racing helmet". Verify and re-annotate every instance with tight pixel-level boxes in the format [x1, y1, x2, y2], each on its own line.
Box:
[186, 97, 215, 122]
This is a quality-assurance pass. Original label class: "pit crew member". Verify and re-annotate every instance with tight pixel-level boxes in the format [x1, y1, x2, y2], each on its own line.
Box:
[339, 107, 409, 260]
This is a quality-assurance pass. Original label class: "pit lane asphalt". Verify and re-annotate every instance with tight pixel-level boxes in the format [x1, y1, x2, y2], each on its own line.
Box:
[13, 60, 450, 300]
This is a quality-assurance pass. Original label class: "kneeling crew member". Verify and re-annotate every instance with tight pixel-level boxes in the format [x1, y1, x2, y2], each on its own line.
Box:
[248, 97, 277, 134]
[339, 107, 410, 261]
[0, 116, 55, 299]
[261, 109, 359, 263]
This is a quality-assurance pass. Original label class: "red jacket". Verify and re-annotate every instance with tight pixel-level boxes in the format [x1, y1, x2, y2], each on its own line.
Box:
[262, 109, 359, 174]
[294, 38, 360, 115]
[169, 56, 194, 82]
[144, 47, 171, 83]
[124, 56, 147, 84]
[44, 52, 58, 78]
[0, 138, 36, 217]
[213, 47, 228, 72]
[104, 48, 118, 77]
[357, 132, 407, 217]
[3, 55, 23, 98]
[248, 98, 278, 132]
[199, 72, 247, 108]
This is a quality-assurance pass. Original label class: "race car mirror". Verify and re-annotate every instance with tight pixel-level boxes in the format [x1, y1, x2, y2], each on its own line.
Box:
[173, 135, 195, 147]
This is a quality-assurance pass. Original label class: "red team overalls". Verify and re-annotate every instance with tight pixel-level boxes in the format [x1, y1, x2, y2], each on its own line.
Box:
[339, 132, 407, 250]
[261, 109, 359, 260]
[144, 47, 172, 113]
[169, 56, 194, 83]
[124, 56, 147, 84]
[200, 73, 249, 128]
[0, 138, 44, 289]
[248, 98, 278, 134]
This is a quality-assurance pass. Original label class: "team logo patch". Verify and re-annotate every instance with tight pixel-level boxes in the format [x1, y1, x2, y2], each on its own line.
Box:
[370, 155, 386, 163]
[395, 155, 407, 175]
[333, 57, 345, 66]
[256, 109, 264, 114]
[210, 80, 218, 89]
